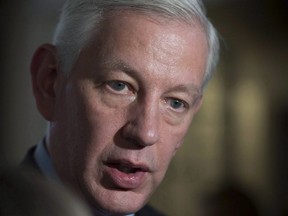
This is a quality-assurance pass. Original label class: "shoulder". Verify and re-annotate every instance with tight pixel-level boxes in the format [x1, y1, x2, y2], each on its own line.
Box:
[136, 204, 166, 216]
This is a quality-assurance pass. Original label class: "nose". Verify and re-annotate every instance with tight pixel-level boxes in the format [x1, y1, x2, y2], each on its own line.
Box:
[122, 99, 160, 147]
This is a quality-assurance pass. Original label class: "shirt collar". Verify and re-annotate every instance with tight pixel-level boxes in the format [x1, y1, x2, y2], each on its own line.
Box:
[34, 138, 61, 182]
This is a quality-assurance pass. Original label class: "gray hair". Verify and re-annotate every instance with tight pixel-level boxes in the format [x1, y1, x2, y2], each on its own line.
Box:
[53, 0, 219, 88]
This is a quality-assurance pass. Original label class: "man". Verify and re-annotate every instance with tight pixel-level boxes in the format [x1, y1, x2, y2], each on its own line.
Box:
[23, 0, 219, 215]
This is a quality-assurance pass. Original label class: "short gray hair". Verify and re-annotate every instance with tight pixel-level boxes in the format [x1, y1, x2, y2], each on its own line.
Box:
[53, 0, 219, 88]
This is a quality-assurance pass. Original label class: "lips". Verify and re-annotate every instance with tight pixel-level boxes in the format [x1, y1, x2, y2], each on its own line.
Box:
[103, 159, 149, 190]
[107, 160, 149, 173]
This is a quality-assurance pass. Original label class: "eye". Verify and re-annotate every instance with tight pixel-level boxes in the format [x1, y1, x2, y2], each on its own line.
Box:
[105, 80, 134, 95]
[108, 81, 127, 91]
[166, 98, 188, 112]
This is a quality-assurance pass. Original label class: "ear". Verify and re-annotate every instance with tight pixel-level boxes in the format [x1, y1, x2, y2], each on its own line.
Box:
[30, 44, 60, 121]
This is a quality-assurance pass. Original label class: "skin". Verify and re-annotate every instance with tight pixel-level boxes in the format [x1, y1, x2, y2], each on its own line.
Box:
[31, 11, 208, 215]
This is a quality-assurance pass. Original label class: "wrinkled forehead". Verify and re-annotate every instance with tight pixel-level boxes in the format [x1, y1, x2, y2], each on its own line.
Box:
[77, 8, 208, 64]
[102, 8, 205, 31]
[90, 10, 208, 60]
[75, 9, 208, 90]
[91, 9, 208, 54]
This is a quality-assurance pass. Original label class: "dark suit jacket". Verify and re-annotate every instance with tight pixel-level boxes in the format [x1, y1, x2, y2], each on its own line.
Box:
[21, 146, 165, 216]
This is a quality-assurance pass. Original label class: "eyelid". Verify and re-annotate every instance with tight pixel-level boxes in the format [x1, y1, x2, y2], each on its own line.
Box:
[100, 69, 139, 90]
[164, 97, 189, 113]
[105, 80, 136, 94]
[182, 90, 202, 108]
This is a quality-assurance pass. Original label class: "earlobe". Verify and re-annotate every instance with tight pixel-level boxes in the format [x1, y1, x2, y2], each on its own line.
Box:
[30, 44, 59, 121]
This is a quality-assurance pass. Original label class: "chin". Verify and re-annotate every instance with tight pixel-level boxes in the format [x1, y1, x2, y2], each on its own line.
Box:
[86, 188, 149, 215]
[91, 199, 145, 216]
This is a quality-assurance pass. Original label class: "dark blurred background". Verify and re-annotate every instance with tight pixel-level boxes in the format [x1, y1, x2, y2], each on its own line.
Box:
[0, 0, 287, 215]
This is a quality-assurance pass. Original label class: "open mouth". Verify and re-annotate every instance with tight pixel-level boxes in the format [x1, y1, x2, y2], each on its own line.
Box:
[102, 159, 149, 189]
[105, 160, 149, 174]
[114, 164, 143, 174]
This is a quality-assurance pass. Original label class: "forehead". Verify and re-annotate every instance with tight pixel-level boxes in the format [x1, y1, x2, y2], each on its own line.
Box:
[99, 10, 206, 49]
[79, 10, 208, 88]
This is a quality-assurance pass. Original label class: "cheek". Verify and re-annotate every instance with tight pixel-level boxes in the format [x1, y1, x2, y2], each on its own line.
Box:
[156, 126, 188, 170]
[71, 92, 127, 163]
[84, 100, 125, 142]
[152, 142, 180, 189]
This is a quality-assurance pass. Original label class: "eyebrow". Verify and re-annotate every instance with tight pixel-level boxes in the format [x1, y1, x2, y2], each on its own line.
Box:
[102, 58, 142, 79]
[167, 84, 202, 96]
[102, 58, 202, 96]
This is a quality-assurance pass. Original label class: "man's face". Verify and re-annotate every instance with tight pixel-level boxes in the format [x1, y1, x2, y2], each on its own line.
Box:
[49, 11, 208, 214]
